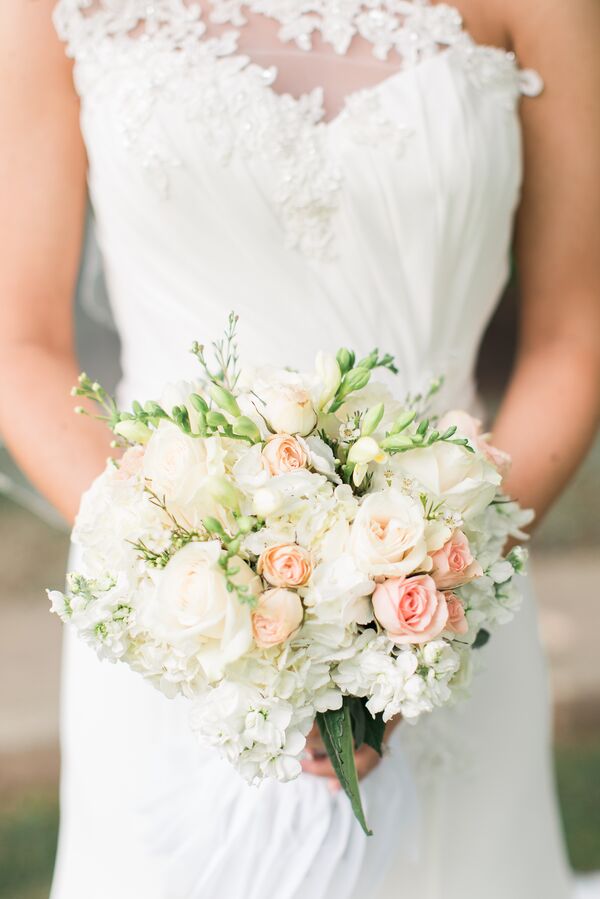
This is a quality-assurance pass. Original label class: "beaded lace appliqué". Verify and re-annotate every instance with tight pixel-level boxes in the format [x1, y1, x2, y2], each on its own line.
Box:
[53, 0, 543, 259]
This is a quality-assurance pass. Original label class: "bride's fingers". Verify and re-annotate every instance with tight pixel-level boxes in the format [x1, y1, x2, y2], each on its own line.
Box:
[301, 755, 336, 778]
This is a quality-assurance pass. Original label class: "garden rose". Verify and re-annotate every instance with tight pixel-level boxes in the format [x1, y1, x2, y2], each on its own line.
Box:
[445, 593, 469, 636]
[350, 489, 428, 577]
[258, 543, 312, 588]
[252, 588, 304, 648]
[142, 423, 224, 520]
[154, 541, 260, 681]
[430, 530, 482, 589]
[373, 574, 448, 644]
[261, 377, 317, 436]
[262, 435, 308, 476]
[438, 410, 512, 478]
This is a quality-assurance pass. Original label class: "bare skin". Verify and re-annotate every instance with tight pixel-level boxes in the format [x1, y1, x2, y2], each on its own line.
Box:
[1, 0, 599, 787]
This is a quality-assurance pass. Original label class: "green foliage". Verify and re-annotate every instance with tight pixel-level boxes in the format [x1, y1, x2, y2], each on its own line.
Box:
[316, 700, 372, 836]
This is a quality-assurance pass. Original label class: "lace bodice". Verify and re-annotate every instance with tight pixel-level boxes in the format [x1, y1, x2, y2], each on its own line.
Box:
[53, 0, 542, 416]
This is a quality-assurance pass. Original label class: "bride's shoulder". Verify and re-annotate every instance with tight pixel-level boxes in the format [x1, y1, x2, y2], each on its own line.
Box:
[505, 0, 600, 66]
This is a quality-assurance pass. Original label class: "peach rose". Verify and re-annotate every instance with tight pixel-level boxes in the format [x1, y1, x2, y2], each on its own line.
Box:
[258, 543, 312, 588]
[445, 593, 469, 636]
[430, 530, 483, 590]
[262, 434, 308, 476]
[373, 574, 448, 644]
[252, 588, 304, 648]
[438, 410, 511, 478]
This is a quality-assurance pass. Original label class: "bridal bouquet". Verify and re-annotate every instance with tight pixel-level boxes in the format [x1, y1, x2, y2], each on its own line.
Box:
[49, 314, 532, 833]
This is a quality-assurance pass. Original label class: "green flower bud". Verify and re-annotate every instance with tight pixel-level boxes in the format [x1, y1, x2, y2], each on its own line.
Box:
[356, 349, 379, 370]
[203, 517, 226, 537]
[380, 433, 416, 452]
[206, 410, 228, 429]
[232, 416, 261, 443]
[361, 402, 384, 437]
[113, 419, 152, 445]
[236, 515, 257, 534]
[208, 383, 241, 418]
[342, 366, 371, 394]
[336, 348, 355, 374]
[189, 393, 209, 413]
[389, 410, 417, 434]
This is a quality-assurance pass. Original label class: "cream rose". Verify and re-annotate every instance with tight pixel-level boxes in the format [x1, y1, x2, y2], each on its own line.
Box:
[438, 410, 512, 478]
[258, 543, 313, 588]
[154, 541, 260, 681]
[261, 381, 317, 436]
[430, 530, 483, 590]
[252, 588, 304, 648]
[373, 574, 449, 644]
[391, 441, 502, 518]
[142, 422, 224, 519]
[350, 489, 428, 578]
[262, 434, 308, 476]
[445, 593, 469, 636]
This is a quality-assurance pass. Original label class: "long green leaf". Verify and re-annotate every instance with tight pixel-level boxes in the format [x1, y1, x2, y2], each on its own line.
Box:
[316, 701, 372, 836]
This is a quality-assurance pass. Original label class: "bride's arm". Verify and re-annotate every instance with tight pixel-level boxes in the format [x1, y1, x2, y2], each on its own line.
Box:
[0, 1, 112, 523]
[492, 0, 600, 523]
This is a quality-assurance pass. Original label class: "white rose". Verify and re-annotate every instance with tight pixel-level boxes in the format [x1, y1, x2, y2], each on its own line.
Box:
[350, 489, 428, 577]
[387, 442, 501, 518]
[153, 541, 259, 681]
[142, 423, 224, 521]
[254, 371, 317, 436]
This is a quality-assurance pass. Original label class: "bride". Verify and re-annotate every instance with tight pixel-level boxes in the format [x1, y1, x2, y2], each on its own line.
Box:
[1, 1, 599, 897]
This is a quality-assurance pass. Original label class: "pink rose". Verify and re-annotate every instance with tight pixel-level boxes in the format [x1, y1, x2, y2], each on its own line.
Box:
[252, 588, 304, 648]
[258, 543, 312, 588]
[445, 593, 469, 636]
[262, 434, 308, 476]
[430, 530, 483, 590]
[373, 574, 449, 644]
[438, 410, 512, 478]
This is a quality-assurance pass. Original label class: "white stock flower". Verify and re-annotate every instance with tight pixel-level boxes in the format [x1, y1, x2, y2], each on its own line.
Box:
[305, 555, 374, 626]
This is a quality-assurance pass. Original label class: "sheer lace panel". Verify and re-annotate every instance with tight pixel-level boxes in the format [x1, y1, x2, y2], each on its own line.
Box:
[55, 0, 541, 121]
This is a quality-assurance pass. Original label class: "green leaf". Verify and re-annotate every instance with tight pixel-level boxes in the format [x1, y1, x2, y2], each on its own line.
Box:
[316, 700, 372, 836]
[348, 697, 366, 749]
[362, 705, 386, 756]
[473, 628, 490, 649]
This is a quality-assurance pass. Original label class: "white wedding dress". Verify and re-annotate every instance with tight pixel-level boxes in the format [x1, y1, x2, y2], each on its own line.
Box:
[50, 2, 573, 897]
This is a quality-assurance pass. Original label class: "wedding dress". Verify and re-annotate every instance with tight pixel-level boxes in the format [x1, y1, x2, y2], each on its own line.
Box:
[50, 2, 572, 897]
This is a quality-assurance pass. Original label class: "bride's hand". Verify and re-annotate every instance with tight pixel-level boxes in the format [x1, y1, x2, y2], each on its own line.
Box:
[300, 717, 401, 791]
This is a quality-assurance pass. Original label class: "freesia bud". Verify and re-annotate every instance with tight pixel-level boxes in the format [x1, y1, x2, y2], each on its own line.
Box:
[232, 416, 261, 442]
[361, 402, 384, 437]
[113, 419, 152, 445]
[336, 348, 355, 374]
[208, 383, 241, 418]
[389, 410, 417, 434]
[315, 352, 341, 411]
[342, 367, 370, 394]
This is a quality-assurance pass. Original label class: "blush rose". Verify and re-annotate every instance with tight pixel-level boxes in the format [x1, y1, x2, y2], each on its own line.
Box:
[372, 574, 448, 644]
